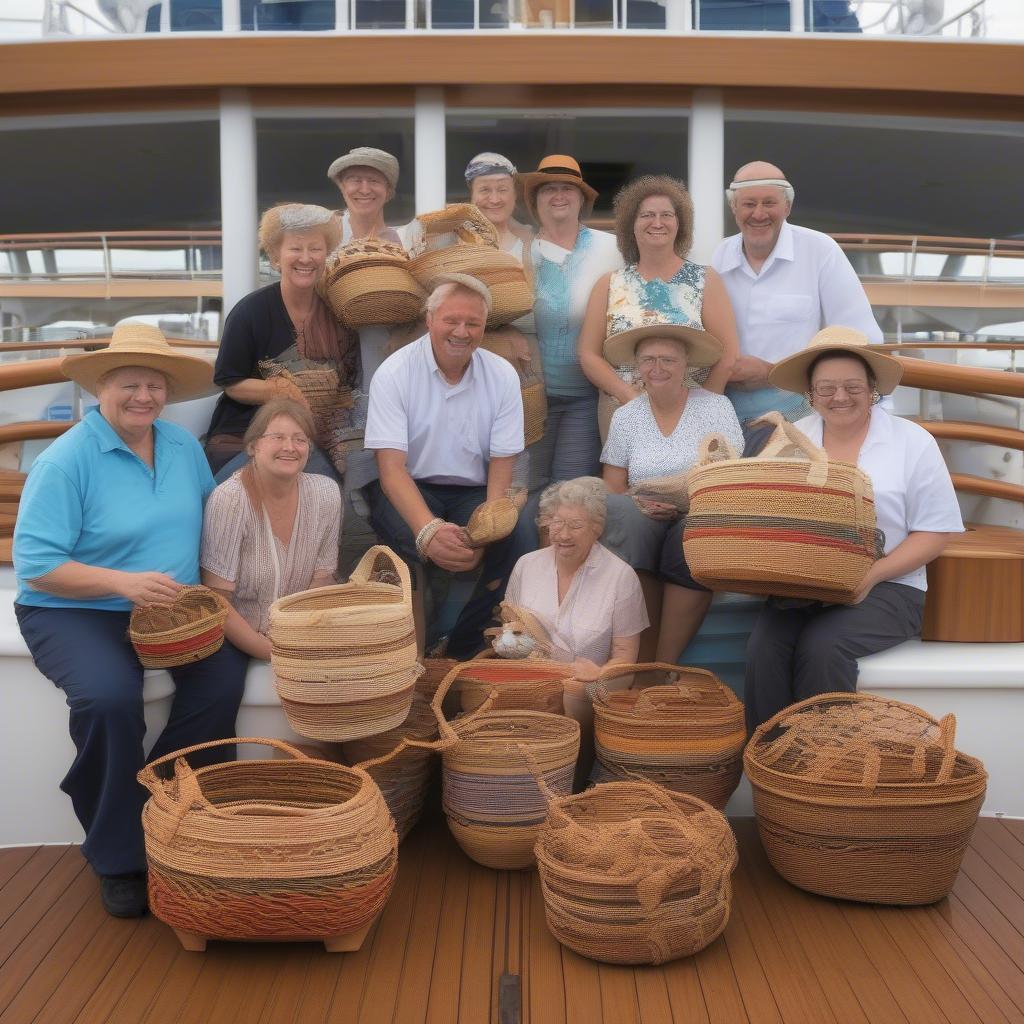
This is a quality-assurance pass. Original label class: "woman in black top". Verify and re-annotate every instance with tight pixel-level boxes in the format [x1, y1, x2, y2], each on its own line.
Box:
[205, 203, 357, 479]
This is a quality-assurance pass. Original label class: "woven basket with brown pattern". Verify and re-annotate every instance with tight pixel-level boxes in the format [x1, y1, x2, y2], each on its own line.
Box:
[129, 586, 229, 669]
[319, 238, 425, 328]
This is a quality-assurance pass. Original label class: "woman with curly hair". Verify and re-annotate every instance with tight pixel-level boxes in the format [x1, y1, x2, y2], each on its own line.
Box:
[576, 175, 739, 441]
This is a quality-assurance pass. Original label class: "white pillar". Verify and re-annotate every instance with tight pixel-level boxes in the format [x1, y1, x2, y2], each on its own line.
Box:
[222, 0, 242, 31]
[414, 87, 446, 214]
[790, 0, 805, 33]
[687, 88, 725, 265]
[219, 88, 258, 317]
[665, 0, 691, 32]
[335, 0, 350, 30]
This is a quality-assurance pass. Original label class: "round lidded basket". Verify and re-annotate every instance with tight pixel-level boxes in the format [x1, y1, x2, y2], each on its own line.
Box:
[319, 238, 425, 328]
[138, 737, 398, 950]
[534, 781, 737, 965]
[129, 585, 229, 669]
[744, 692, 987, 905]
[592, 663, 746, 810]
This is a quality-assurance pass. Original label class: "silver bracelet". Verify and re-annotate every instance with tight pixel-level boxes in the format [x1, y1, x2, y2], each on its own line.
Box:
[415, 518, 445, 561]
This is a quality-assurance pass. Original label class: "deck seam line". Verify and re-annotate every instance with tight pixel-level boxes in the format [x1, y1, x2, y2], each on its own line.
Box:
[386, 836, 428, 1024]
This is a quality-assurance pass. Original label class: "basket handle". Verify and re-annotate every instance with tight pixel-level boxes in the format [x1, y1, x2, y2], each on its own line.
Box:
[748, 413, 829, 488]
[427, 660, 500, 748]
[349, 544, 412, 604]
[935, 713, 959, 784]
[696, 433, 738, 467]
[516, 741, 557, 805]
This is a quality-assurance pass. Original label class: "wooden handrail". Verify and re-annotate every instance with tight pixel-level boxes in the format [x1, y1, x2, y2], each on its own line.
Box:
[0, 339, 218, 353]
[915, 420, 1024, 452]
[0, 358, 67, 392]
[951, 474, 1024, 504]
[894, 356, 1024, 400]
[0, 421, 73, 445]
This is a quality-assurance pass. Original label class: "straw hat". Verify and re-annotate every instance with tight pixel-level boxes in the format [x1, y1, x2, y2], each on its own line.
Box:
[327, 147, 399, 190]
[61, 322, 214, 402]
[604, 321, 722, 370]
[521, 155, 598, 221]
[768, 326, 903, 396]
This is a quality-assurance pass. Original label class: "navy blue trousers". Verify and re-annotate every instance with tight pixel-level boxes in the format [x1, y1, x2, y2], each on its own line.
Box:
[16, 604, 248, 876]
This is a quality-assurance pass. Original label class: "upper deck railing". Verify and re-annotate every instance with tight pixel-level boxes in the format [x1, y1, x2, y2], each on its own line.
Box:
[0, 0, 1013, 41]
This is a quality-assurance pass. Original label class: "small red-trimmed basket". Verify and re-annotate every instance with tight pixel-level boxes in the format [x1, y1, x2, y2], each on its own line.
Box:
[129, 586, 229, 669]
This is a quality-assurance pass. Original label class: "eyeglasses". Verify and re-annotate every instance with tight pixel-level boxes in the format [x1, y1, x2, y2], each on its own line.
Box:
[636, 210, 678, 222]
[811, 382, 868, 398]
[544, 517, 589, 532]
[637, 355, 682, 369]
[259, 432, 310, 447]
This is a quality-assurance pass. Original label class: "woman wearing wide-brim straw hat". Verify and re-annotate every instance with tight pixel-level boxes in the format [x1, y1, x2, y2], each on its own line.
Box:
[744, 325, 964, 734]
[519, 155, 622, 493]
[13, 321, 248, 920]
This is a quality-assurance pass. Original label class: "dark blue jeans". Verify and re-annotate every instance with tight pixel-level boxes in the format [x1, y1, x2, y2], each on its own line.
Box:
[16, 604, 248, 876]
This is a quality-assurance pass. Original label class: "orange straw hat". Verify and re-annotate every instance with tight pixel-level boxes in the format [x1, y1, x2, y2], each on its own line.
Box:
[768, 326, 903, 396]
[521, 155, 599, 221]
[61, 322, 215, 402]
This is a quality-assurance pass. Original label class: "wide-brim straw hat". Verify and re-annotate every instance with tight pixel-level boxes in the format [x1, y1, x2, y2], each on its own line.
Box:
[768, 326, 903, 396]
[521, 155, 598, 221]
[327, 147, 399, 190]
[604, 322, 723, 369]
[61, 322, 215, 402]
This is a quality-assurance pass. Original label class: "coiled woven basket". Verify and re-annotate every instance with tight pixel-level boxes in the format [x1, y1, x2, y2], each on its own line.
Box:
[744, 692, 987, 904]
[138, 737, 398, 950]
[454, 652, 571, 714]
[129, 585, 229, 669]
[591, 663, 746, 809]
[319, 238, 425, 328]
[269, 545, 419, 741]
[534, 781, 737, 964]
[684, 416, 882, 603]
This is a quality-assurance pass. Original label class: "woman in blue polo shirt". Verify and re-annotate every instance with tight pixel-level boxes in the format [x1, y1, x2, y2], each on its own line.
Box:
[13, 323, 247, 920]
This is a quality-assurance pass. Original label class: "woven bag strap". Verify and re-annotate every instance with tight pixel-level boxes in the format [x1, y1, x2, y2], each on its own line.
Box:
[696, 433, 738, 467]
[755, 416, 830, 488]
[349, 544, 412, 604]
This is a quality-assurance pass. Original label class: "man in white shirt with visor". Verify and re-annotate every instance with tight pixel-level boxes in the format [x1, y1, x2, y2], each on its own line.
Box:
[712, 160, 883, 430]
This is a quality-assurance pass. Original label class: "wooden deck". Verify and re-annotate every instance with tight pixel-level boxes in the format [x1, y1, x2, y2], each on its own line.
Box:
[1, 817, 1023, 1024]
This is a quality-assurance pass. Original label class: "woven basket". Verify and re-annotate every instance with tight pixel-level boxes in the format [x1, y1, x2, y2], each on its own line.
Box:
[534, 781, 737, 964]
[129, 586, 229, 669]
[319, 238, 425, 328]
[431, 666, 579, 869]
[591, 663, 745, 809]
[447, 654, 570, 715]
[684, 417, 882, 603]
[269, 546, 419, 741]
[464, 498, 519, 548]
[479, 332, 547, 446]
[745, 693, 987, 905]
[138, 737, 398, 946]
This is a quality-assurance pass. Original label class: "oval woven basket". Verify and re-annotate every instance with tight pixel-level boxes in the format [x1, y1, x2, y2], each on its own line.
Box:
[591, 663, 746, 809]
[269, 546, 419, 741]
[534, 781, 737, 965]
[129, 585, 229, 669]
[319, 238, 425, 328]
[684, 416, 882, 604]
[464, 497, 519, 548]
[138, 737, 398, 944]
[744, 692, 988, 905]
[451, 654, 571, 715]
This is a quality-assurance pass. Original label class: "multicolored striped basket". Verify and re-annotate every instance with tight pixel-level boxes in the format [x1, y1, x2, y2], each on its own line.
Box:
[129, 585, 229, 669]
[745, 693, 988, 905]
[533, 781, 738, 965]
[684, 416, 882, 604]
[138, 737, 398, 951]
[591, 663, 746, 810]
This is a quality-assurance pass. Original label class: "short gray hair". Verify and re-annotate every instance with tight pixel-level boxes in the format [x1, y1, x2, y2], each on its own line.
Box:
[538, 476, 607, 531]
[424, 274, 493, 317]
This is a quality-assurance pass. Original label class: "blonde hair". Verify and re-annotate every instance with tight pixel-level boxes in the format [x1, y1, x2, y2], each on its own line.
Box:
[238, 399, 316, 516]
[613, 175, 694, 265]
[258, 203, 342, 265]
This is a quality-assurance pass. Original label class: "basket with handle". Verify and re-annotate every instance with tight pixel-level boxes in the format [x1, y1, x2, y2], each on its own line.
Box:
[138, 737, 399, 951]
[591, 663, 746, 809]
[456, 649, 570, 714]
[684, 415, 882, 603]
[744, 692, 987, 904]
[269, 545, 419, 741]
[532, 778, 737, 964]
[129, 585, 229, 669]
[319, 237, 425, 328]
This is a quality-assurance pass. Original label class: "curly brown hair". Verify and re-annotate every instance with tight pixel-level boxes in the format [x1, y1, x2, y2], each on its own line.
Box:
[613, 175, 694, 265]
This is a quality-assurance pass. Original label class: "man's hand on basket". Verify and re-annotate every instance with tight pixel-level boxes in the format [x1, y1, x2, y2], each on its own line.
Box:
[426, 524, 484, 573]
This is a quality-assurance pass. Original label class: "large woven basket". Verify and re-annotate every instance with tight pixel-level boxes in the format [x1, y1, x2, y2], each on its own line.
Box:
[269, 546, 419, 741]
[319, 238, 425, 328]
[684, 417, 882, 603]
[138, 737, 398, 948]
[447, 654, 570, 715]
[534, 781, 737, 964]
[129, 586, 229, 669]
[745, 692, 987, 905]
[480, 332, 547, 446]
[591, 663, 746, 809]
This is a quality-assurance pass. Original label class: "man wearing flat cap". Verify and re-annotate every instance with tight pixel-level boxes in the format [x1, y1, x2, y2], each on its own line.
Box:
[712, 160, 882, 427]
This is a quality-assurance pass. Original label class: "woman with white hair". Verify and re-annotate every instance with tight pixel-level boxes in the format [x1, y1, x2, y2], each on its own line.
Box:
[204, 202, 356, 480]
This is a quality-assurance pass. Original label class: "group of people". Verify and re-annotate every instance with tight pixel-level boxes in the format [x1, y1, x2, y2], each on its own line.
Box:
[12, 143, 964, 919]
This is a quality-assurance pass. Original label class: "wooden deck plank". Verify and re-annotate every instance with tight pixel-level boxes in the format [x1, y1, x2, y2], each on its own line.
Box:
[951, 869, 1024, 989]
[526, 872, 565, 1024]
[424, 841, 471, 1024]
[291, 950, 344, 1024]
[323, 919, 381, 1023]
[255, 946, 314, 1024]
[136, 937, 210, 1022]
[596, 964, 640, 1024]
[976, 820, 1024, 898]
[560, 947, 604, 1024]
[161, 946, 234, 1024]
[693, 934, 749, 1024]
[633, 968, 674, 1024]
[999, 819, 1024, 849]
[717, 888, 783, 1024]
[960, 846, 1024, 938]
[660, 957, 710, 1023]
[100, 917, 186, 1023]
[458, 860, 499, 1024]
[0, 847, 39, 894]
[0, 846, 77, 934]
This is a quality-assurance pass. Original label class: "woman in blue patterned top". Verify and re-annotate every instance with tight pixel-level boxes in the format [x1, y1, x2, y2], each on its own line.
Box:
[576, 175, 739, 442]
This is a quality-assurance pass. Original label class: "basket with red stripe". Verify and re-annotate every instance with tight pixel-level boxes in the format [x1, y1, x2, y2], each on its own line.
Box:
[683, 421, 882, 604]
[130, 585, 230, 668]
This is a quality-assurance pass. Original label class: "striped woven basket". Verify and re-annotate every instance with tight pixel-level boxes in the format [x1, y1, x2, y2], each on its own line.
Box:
[129, 586, 229, 669]
[534, 781, 737, 965]
[745, 692, 988, 905]
[319, 238, 425, 328]
[479, 332, 547, 446]
[138, 737, 398, 949]
[684, 417, 882, 603]
[269, 546, 419, 741]
[450, 653, 571, 714]
[591, 663, 746, 809]
[431, 665, 580, 869]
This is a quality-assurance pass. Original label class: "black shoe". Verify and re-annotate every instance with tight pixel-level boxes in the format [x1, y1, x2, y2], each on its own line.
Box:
[100, 872, 148, 918]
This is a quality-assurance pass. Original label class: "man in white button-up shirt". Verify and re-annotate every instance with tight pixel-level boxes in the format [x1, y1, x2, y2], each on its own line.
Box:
[364, 275, 525, 655]
[711, 160, 882, 427]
